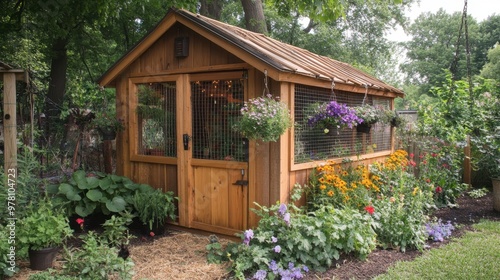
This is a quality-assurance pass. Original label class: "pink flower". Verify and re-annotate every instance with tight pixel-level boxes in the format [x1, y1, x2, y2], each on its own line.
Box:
[150, 231, 155, 237]
[365, 205, 375, 215]
[76, 218, 84, 225]
[409, 153, 414, 159]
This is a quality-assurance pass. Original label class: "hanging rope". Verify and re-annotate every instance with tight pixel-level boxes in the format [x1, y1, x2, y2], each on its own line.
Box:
[330, 77, 337, 101]
[362, 84, 368, 105]
[263, 69, 270, 96]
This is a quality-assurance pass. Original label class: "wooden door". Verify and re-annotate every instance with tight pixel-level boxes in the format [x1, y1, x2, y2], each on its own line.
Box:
[185, 72, 249, 235]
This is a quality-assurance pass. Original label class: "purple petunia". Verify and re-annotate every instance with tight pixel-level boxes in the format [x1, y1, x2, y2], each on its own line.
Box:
[308, 101, 362, 130]
[253, 269, 267, 280]
[278, 203, 287, 216]
[271, 236, 278, 243]
[283, 213, 291, 226]
[274, 245, 281, 253]
[243, 229, 254, 245]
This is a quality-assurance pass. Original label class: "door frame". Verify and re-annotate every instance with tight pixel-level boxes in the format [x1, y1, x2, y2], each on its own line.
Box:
[184, 71, 249, 235]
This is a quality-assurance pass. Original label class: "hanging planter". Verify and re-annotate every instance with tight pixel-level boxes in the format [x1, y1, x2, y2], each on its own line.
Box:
[98, 126, 117, 140]
[307, 101, 362, 132]
[233, 94, 292, 142]
[356, 123, 372, 134]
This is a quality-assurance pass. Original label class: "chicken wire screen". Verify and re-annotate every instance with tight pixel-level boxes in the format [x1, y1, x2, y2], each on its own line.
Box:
[136, 82, 177, 157]
[191, 79, 247, 161]
[294, 84, 392, 164]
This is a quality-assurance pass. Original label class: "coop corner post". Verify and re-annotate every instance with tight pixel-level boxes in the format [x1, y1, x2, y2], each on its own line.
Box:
[3, 72, 17, 178]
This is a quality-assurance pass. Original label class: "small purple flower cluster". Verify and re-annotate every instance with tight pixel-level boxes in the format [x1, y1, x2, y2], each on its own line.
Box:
[253, 260, 309, 280]
[277, 203, 291, 226]
[426, 219, 454, 242]
[307, 101, 362, 130]
[243, 229, 254, 245]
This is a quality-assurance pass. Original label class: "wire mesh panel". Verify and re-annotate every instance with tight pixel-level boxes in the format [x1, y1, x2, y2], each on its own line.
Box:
[136, 82, 177, 157]
[191, 79, 247, 161]
[294, 84, 391, 164]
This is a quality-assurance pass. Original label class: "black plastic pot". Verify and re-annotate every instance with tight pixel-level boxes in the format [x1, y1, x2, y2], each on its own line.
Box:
[29, 247, 59, 270]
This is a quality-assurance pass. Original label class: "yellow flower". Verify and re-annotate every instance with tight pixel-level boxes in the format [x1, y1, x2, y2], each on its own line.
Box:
[327, 190, 334, 197]
[319, 184, 326, 190]
[412, 187, 419, 196]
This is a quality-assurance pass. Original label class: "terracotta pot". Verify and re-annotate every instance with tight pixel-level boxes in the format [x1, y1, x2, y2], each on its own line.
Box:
[492, 178, 500, 212]
[29, 247, 59, 270]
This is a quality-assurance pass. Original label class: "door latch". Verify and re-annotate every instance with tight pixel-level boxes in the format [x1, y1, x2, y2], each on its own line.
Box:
[183, 134, 191, 150]
[233, 169, 248, 187]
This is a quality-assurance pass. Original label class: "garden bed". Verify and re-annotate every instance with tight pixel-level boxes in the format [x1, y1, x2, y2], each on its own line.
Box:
[11, 191, 500, 280]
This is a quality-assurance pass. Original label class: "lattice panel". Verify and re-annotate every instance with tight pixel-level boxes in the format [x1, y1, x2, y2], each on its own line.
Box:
[191, 79, 247, 161]
[294, 84, 391, 164]
[137, 82, 177, 157]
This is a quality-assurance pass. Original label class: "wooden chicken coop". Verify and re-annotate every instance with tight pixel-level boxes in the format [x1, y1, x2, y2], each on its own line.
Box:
[98, 8, 404, 235]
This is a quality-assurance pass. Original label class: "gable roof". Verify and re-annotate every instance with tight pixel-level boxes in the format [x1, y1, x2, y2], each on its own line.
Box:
[98, 8, 403, 96]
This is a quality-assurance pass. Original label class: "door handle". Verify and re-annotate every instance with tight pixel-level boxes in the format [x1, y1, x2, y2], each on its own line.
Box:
[183, 134, 190, 150]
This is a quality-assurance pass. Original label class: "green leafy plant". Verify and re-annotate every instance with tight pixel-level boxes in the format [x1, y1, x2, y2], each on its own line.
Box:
[102, 212, 135, 248]
[18, 199, 73, 251]
[62, 232, 134, 280]
[92, 109, 124, 135]
[468, 187, 489, 199]
[0, 225, 18, 277]
[223, 201, 377, 279]
[136, 85, 165, 120]
[381, 109, 405, 127]
[233, 94, 292, 142]
[47, 171, 150, 217]
[132, 189, 177, 231]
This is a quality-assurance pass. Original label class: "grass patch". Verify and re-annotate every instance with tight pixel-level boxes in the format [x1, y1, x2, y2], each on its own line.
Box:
[375, 220, 500, 280]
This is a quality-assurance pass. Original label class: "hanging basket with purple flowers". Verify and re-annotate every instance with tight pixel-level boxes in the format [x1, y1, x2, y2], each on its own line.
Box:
[307, 101, 362, 133]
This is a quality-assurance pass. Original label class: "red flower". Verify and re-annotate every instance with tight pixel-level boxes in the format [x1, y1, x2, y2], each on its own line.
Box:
[149, 231, 155, 237]
[435, 186, 443, 193]
[426, 178, 431, 183]
[76, 218, 84, 225]
[431, 153, 437, 157]
[409, 153, 414, 159]
[364, 205, 375, 215]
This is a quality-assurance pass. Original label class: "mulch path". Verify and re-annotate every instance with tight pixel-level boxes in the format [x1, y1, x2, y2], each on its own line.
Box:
[11, 191, 500, 280]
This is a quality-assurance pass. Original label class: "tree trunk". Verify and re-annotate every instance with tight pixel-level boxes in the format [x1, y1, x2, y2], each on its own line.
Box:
[46, 37, 68, 120]
[199, 0, 223, 20]
[240, 0, 268, 34]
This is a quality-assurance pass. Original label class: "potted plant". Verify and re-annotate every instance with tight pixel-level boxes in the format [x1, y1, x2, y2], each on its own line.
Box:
[132, 189, 177, 235]
[136, 85, 165, 121]
[233, 94, 292, 142]
[18, 199, 73, 270]
[354, 104, 381, 133]
[92, 108, 124, 140]
[307, 100, 362, 134]
[381, 109, 405, 128]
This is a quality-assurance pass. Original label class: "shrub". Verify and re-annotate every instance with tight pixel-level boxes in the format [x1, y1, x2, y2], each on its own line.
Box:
[307, 160, 380, 210]
[372, 195, 429, 252]
[224, 202, 377, 279]
[62, 232, 134, 279]
[47, 171, 153, 217]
